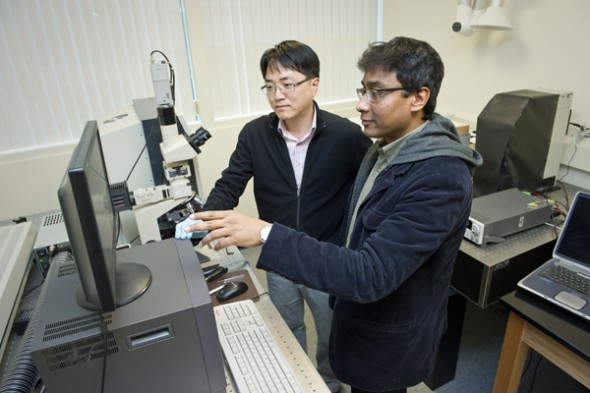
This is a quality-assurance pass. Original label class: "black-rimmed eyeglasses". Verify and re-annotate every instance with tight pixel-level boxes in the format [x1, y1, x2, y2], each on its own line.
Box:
[261, 76, 313, 95]
[356, 87, 406, 103]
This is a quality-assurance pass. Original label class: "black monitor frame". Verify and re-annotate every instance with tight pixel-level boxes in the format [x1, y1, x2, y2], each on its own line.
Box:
[58, 120, 151, 312]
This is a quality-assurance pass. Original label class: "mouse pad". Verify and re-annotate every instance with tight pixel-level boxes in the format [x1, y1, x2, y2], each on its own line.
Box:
[207, 269, 260, 307]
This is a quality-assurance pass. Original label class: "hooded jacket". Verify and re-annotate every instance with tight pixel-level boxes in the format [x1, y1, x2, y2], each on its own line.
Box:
[257, 113, 483, 391]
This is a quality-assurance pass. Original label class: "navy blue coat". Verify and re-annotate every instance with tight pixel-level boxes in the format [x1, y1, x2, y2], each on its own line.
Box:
[257, 114, 482, 391]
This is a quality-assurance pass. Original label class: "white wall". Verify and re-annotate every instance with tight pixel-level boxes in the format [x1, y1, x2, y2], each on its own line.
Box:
[382, 0, 590, 189]
[2, 0, 589, 221]
[0, 144, 73, 221]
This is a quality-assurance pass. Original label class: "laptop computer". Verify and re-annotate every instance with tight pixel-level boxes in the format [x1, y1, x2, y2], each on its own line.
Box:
[518, 191, 590, 322]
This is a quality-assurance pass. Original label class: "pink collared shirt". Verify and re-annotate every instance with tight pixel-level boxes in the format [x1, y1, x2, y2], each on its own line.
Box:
[277, 111, 317, 190]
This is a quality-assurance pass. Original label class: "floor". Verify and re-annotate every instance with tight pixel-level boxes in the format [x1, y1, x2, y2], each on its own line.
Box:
[242, 247, 589, 393]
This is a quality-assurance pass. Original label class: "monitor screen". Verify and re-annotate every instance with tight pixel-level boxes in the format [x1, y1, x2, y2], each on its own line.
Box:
[555, 192, 590, 266]
[58, 120, 151, 312]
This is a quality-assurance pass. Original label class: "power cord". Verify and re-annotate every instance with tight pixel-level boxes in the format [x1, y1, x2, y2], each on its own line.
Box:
[521, 349, 533, 380]
[560, 122, 589, 183]
[99, 313, 110, 393]
[124, 119, 159, 184]
[22, 244, 65, 297]
[555, 180, 571, 213]
[526, 353, 543, 393]
[569, 122, 590, 140]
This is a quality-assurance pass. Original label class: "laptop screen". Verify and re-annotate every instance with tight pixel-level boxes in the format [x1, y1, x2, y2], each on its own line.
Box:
[554, 192, 590, 266]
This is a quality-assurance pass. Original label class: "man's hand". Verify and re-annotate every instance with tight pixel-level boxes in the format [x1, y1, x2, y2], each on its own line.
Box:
[182, 210, 270, 251]
[175, 218, 208, 240]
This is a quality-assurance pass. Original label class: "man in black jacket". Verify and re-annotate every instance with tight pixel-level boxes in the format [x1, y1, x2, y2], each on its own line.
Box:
[180, 37, 482, 393]
[200, 40, 371, 392]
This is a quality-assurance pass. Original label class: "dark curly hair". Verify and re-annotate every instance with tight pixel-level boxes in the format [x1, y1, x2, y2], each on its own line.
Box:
[357, 37, 444, 120]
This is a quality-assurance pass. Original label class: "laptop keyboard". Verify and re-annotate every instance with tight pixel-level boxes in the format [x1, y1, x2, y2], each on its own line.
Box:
[541, 264, 590, 296]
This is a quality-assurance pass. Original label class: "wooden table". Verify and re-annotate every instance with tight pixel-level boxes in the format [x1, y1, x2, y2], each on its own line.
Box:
[493, 290, 590, 392]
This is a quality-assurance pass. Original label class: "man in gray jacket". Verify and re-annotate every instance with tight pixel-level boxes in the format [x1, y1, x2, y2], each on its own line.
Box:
[180, 37, 482, 393]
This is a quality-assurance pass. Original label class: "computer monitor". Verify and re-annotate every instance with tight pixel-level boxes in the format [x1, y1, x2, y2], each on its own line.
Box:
[58, 120, 151, 312]
[33, 120, 225, 392]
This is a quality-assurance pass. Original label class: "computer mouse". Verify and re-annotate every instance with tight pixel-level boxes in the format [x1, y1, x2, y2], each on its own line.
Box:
[216, 281, 248, 302]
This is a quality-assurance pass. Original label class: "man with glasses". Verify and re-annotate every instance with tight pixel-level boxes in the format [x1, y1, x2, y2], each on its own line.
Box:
[192, 40, 371, 392]
[179, 37, 482, 393]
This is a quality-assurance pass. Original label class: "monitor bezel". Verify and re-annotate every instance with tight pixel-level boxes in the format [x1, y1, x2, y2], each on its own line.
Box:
[58, 120, 118, 312]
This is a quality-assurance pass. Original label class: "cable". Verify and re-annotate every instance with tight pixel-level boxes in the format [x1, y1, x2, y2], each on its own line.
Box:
[0, 253, 71, 392]
[126, 50, 177, 184]
[526, 354, 543, 393]
[21, 243, 66, 297]
[181, 190, 198, 207]
[149, 50, 176, 105]
[127, 234, 140, 245]
[537, 190, 561, 239]
[124, 119, 159, 184]
[521, 349, 533, 379]
[559, 142, 577, 183]
[99, 313, 110, 393]
[22, 278, 44, 297]
[115, 212, 122, 245]
[150, 50, 171, 66]
[558, 122, 588, 183]
[556, 180, 571, 212]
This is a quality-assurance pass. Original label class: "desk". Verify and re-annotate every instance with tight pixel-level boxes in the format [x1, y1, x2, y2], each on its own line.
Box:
[425, 225, 557, 390]
[199, 246, 329, 392]
[205, 259, 330, 393]
[452, 224, 557, 308]
[493, 290, 590, 393]
[0, 215, 328, 393]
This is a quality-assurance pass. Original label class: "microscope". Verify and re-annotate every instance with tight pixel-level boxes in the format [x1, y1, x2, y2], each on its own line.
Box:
[100, 51, 210, 244]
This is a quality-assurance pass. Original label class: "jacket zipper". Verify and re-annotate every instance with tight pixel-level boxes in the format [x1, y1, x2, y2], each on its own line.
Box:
[293, 119, 324, 232]
[296, 187, 301, 231]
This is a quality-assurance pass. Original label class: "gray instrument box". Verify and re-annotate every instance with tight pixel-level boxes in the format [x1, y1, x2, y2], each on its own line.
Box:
[30, 239, 225, 393]
[464, 188, 552, 246]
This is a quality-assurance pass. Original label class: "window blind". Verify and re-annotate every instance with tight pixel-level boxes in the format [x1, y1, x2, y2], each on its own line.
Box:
[193, 0, 378, 122]
[0, 0, 191, 154]
[0, 0, 378, 154]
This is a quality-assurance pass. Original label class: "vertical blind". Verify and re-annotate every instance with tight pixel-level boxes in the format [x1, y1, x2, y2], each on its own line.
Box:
[0, 0, 191, 154]
[0, 0, 378, 155]
[195, 0, 378, 121]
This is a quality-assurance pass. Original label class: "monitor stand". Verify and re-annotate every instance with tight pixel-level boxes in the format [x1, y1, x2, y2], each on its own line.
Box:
[76, 262, 152, 310]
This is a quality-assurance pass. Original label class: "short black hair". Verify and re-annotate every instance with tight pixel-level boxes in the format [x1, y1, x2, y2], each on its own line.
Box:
[260, 40, 320, 79]
[357, 36, 444, 119]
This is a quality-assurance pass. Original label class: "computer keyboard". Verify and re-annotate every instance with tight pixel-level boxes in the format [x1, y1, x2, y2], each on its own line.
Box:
[541, 264, 590, 296]
[214, 299, 304, 393]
